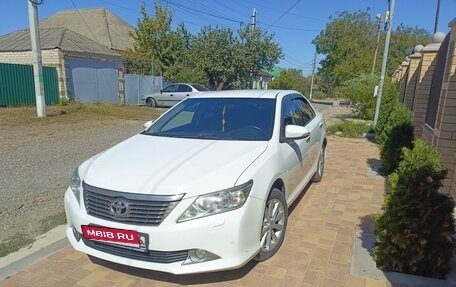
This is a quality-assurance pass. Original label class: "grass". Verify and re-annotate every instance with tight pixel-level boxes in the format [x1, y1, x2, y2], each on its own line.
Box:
[40, 211, 67, 234]
[328, 120, 373, 138]
[0, 103, 167, 258]
[0, 211, 67, 258]
[0, 234, 35, 258]
[0, 102, 166, 127]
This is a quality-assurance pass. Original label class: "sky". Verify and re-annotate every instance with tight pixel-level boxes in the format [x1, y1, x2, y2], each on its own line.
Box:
[1, 0, 455, 75]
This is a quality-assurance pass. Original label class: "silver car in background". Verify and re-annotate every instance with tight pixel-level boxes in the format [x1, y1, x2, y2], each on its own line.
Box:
[141, 83, 208, 107]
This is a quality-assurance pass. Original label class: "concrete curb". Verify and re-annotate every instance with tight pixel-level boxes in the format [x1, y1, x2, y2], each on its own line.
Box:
[351, 231, 456, 286]
[0, 238, 68, 281]
[0, 225, 68, 282]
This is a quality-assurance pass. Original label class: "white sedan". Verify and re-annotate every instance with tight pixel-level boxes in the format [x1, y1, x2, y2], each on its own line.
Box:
[64, 90, 327, 274]
[141, 83, 208, 107]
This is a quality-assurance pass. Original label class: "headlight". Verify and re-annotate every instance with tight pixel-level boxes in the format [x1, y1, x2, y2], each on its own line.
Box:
[177, 180, 253, 222]
[70, 168, 82, 205]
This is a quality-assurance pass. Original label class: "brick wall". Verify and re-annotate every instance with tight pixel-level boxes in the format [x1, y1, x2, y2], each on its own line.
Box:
[392, 19, 456, 199]
[0, 49, 66, 100]
[403, 53, 421, 109]
[412, 42, 441, 137]
[433, 21, 456, 198]
[398, 61, 409, 102]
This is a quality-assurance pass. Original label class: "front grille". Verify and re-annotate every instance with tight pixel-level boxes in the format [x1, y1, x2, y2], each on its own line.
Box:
[83, 182, 184, 226]
[82, 237, 188, 263]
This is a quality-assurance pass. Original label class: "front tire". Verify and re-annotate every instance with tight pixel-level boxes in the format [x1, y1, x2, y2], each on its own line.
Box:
[146, 97, 157, 107]
[255, 188, 288, 262]
[312, 145, 326, 182]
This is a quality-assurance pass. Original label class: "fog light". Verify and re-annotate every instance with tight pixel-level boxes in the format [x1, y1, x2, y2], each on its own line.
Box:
[183, 249, 220, 265]
[72, 226, 81, 242]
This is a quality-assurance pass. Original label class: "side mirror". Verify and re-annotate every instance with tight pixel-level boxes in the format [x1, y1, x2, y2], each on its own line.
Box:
[143, 120, 155, 130]
[160, 89, 163, 94]
[285, 125, 310, 139]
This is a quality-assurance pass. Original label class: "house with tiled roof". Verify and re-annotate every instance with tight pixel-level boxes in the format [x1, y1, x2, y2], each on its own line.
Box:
[0, 8, 134, 103]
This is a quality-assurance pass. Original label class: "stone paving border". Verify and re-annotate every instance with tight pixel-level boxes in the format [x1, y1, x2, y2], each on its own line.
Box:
[0, 136, 454, 287]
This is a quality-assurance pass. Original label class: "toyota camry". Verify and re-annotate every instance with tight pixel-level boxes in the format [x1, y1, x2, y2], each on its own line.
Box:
[64, 89, 327, 274]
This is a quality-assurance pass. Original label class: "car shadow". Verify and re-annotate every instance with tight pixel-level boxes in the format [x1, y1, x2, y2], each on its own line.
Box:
[89, 255, 258, 284]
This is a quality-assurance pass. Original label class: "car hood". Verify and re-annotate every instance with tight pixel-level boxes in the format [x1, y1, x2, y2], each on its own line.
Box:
[83, 134, 267, 198]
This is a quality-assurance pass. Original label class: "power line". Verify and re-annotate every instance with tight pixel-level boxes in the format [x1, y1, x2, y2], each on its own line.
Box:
[265, 0, 302, 30]
[213, 0, 245, 17]
[159, 0, 243, 24]
[68, 0, 101, 43]
[231, 0, 325, 23]
[136, 0, 235, 29]
[95, 0, 140, 13]
[257, 21, 319, 32]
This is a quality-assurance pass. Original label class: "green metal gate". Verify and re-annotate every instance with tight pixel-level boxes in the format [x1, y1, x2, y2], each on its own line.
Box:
[0, 62, 59, 106]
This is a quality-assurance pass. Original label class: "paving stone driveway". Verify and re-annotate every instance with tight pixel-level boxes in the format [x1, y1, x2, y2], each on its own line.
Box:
[0, 136, 392, 287]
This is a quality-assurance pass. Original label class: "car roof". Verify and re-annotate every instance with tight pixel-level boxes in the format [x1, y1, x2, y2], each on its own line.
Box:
[189, 89, 299, 99]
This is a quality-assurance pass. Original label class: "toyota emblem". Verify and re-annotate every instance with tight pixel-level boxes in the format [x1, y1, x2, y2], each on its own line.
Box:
[109, 199, 129, 217]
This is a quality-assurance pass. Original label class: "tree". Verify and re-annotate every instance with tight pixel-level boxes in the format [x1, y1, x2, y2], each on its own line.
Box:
[190, 26, 239, 90]
[387, 24, 430, 75]
[124, 4, 282, 89]
[269, 69, 310, 96]
[313, 11, 377, 93]
[238, 26, 283, 88]
[165, 24, 206, 84]
[339, 74, 379, 119]
[313, 10, 431, 93]
[192, 25, 282, 90]
[123, 3, 185, 77]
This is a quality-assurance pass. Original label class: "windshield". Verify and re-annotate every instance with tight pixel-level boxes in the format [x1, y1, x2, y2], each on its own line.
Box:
[144, 98, 276, 140]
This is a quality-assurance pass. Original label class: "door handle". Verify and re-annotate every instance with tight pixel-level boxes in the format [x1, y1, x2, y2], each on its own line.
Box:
[186, 94, 190, 97]
[170, 94, 174, 97]
[319, 122, 323, 128]
[306, 136, 311, 143]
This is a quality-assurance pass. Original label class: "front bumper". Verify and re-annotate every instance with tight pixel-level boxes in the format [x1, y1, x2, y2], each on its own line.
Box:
[64, 187, 264, 274]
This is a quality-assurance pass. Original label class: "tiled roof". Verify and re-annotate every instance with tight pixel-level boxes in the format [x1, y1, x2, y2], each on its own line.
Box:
[0, 27, 119, 56]
[39, 8, 134, 51]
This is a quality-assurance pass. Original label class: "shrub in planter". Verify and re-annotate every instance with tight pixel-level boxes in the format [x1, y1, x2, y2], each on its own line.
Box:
[374, 140, 455, 279]
[379, 103, 413, 174]
[375, 81, 399, 147]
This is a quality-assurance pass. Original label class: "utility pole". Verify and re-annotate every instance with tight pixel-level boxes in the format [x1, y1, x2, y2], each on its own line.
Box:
[250, 8, 256, 89]
[251, 8, 256, 31]
[371, 13, 382, 75]
[373, 0, 395, 128]
[434, 0, 441, 33]
[28, 0, 46, 117]
[309, 51, 317, 100]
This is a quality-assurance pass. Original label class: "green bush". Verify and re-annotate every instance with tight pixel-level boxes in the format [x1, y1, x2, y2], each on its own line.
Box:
[375, 81, 399, 146]
[327, 121, 372, 138]
[374, 140, 455, 279]
[340, 74, 379, 120]
[379, 103, 414, 174]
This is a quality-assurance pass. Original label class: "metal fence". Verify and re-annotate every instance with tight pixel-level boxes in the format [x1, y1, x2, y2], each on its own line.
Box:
[67, 57, 121, 103]
[0, 62, 59, 106]
[124, 74, 172, 105]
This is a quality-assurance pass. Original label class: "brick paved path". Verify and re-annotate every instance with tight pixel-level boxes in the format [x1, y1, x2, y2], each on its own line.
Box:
[0, 136, 392, 287]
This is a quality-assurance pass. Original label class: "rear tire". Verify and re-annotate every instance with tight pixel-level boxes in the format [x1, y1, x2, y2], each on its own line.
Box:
[255, 188, 288, 262]
[312, 145, 325, 182]
[146, 97, 157, 107]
